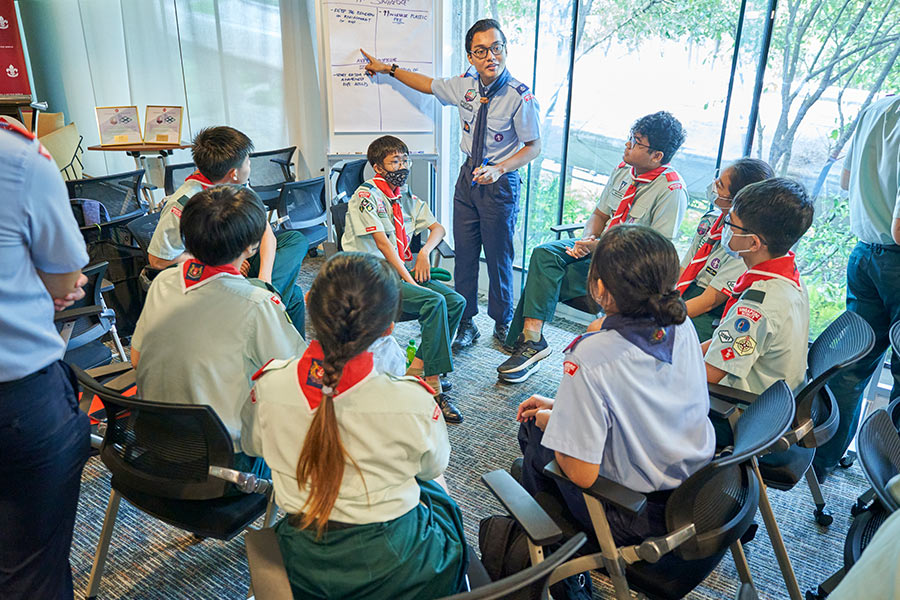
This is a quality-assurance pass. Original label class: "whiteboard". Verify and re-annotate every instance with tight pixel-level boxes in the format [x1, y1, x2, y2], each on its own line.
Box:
[316, 0, 439, 154]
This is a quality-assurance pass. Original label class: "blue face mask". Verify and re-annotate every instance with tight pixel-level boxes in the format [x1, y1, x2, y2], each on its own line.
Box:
[721, 224, 754, 259]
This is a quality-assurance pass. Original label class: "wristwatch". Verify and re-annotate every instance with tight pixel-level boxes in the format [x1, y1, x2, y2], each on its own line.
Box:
[389, 64, 399, 77]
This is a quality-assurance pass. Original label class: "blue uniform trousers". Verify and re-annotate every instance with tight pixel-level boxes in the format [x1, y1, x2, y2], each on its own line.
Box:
[814, 242, 900, 476]
[452, 161, 520, 325]
[0, 361, 90, 600]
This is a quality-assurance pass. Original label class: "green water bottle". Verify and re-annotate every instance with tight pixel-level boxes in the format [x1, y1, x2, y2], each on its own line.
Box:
[406, 339, 417, 367]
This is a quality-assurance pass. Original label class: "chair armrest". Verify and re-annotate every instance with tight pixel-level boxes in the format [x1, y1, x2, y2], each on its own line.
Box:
[550, 223, 585, 239]
[436, 239, 455, 258]
[481, 469, 563, 546]
[100, 278, 114, 294]
[208, 466, 272, 495]
[634, 523, 696, 563]
[709, 396, 739, 420]
[86, 362, 134, 380]
[270, 157, 292, 167]
[54, 306, 103, 323]
[245, 528, 294, 600]
[544, 460, 647, 515]
[708, 382, 758, 407]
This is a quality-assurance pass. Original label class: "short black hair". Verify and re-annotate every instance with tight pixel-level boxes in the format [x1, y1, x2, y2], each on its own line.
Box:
[191, 126, 254, 182]
[630, 111, 687, 164]
[726, 158, 774, 198]
[180, 185, 266, 266]
[367, 135, 408, 167]
[732, 178, 814, 257]
[465, 19, 507, 53]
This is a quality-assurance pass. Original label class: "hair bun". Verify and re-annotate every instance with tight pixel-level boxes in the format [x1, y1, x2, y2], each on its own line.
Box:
[648, 289, 687, 326]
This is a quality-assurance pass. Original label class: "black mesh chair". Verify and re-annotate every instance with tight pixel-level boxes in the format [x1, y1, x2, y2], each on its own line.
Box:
[163, 161, 198, 196]
[72, 366, 276, 600]
[272, 176, 327, 254]
[891, 320, 900, 356]
[249, 147, 296, 208]
[332, 158, 368, 203]
[67, 169, 147, 220]
[126, 211, 163, 290]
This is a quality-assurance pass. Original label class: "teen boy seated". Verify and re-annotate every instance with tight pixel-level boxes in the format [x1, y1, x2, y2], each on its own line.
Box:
[341, 135, 466, 424]
[147, 126, 309, 332]
[497, 111, 688, 383]
[132, 185, 307, 476]
[703, 178, 814, 394]
[676, 158, 774, 340]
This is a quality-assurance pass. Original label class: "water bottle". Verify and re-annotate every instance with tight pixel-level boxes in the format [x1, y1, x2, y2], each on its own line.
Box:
[406, 339, 417, 367]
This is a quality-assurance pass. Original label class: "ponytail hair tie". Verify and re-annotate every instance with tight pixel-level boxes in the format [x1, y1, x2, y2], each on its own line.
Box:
[321, 386, 334, 395]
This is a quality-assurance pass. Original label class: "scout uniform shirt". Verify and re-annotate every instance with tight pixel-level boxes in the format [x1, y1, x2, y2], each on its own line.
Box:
[132, 260, 306, 450]
[541, 319, 715, 493]
[597, 163, 687, 240]
[680, 208, 745, 296]
[341, 177, 436, 259]
[147, 177, 207, 260]
[705, 265, 810, 393]
[431, 66, 541, 164]
[241, 341, 450, 524]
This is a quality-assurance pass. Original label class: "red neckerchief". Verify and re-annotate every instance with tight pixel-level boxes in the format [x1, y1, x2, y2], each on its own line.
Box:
[181, 259, 240, 292]
[373, 174, 411, 261]
[607, 162, 671, 228]
[676, 212, 726, 294]
[296, 340, 374, 410]
[723, 252, 801, 316]
[185, 171, 215, 188]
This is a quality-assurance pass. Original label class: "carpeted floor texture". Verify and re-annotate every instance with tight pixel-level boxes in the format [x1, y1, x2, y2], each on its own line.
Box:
[71, 255, 865, 599]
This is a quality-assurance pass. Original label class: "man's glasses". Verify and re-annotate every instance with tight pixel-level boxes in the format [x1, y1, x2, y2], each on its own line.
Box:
[469, 42, 506, 59]
[627, 134, 656, 152]
[385, 157, 411, 169]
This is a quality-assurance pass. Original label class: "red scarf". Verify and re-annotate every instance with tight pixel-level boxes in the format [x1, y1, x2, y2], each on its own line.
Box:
[723, 252, 801, 316]
[373, 174, 411, 261]
[185, 171, 215, 188]
[607, 163, 671, 228]
[296, 340, 374, 410]
[675, 212, 726, 294]
[181, 259, 240, 291]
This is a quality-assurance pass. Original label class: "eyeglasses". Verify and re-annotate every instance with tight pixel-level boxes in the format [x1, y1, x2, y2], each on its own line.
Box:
[723, 218, 755, 234]
[469, 42, 506, 59]
[384, 157, 411, 169]
[627, 134, 656, 153]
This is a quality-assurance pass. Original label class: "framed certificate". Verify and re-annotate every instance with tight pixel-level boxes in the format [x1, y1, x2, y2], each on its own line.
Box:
[144, 105, 184, 144]
[95, 106, 143, 146]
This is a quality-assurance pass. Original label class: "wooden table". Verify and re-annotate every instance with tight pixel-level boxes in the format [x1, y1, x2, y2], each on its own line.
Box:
[88, 142, 191, 209]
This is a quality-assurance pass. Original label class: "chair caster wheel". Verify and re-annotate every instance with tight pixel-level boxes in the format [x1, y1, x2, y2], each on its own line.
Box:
[307, 248, 319, 258]
[814, 508, 834, 527]
[839, 454, 856, 468]
[850, 501, 867, 517]
[805, 590, 826, 600]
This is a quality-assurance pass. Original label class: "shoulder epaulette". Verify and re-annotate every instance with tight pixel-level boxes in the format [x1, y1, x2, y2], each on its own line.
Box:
[247, 278, 279, 294]
[740, 289, 767, 304]
[0, 118, 52, 161]
[175, 194, 190, 208]
[563, 330, 601, 353]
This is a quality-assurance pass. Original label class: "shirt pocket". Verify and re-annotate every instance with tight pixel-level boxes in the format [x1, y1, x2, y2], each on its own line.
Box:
[487, 116, 514, 144]
[624, 201, 649, 224]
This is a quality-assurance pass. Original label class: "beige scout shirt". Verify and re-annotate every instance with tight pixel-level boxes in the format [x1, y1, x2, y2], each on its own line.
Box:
[596, 163, 688, 240]
[147, 179, 206, 260]
[680, 208, 746, 295]
[241, 357, 450, 524]
[341, 178, 437, 259]
[131, 263, 307, 450]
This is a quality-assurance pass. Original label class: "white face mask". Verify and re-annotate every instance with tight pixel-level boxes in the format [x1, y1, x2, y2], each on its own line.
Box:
[721, 224, 755, 259]
[708, 179, 732, 211]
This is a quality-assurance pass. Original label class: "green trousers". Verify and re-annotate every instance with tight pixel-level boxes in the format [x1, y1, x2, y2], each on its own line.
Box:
[247, 230, 308, 334]
[683, 282, 727, 342]
[275, 479, 468, 600]
[399, 279, 465, 377]
[506, 239, 592, 346]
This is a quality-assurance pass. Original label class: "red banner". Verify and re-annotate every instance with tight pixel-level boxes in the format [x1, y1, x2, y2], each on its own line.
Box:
[0, 0, 31, 97]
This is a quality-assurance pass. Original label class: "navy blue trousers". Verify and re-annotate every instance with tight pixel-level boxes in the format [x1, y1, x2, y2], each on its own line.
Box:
[814, 242, 900, 476]
[452, 161, 520, 325]
[0, 361, 90, 599]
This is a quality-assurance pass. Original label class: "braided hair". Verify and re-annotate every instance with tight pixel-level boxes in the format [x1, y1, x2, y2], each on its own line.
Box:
[294, 252, 401, 535]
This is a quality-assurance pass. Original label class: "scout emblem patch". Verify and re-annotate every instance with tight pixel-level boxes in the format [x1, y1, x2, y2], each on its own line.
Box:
[732, 335, 757, 356]
[563, 361, 579, 376]
[465, 89, 477, 102]
[718, 330, 734, 344]
[186, 263, 204, 281]
[306, 359, 325, 389]
[697, 221, 710, 236]
[734, 318, 751, 333]
[359, 197, 376, 213]
[494, 133, 504, 142]
[721, 347, 736, 361]
[737, 306, 762, 322]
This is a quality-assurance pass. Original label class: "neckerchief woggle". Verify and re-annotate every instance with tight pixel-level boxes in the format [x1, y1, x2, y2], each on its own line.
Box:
[675, 211, 726, 294]
[606, 162, 671, 228]
[372, 174, 412, 261]
[470, 67, 511, 170]
[722, 252, 801, 316]
[296, 340, 374, 410]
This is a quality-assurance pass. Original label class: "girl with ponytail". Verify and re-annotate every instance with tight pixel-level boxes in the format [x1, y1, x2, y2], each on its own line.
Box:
[240, 252, 467, 599]
[514, 225, 715, 551]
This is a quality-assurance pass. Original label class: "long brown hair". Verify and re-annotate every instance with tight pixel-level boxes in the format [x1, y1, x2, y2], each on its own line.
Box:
[294, 252, 400, 535]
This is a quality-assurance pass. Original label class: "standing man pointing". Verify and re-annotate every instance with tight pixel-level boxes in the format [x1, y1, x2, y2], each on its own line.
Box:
[362, 18, 542, 349]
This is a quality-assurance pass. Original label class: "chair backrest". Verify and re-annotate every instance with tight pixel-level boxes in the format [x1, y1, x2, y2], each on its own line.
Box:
[127, 211, 162, 257]
[66, 169, 145, 218]
[889, 397, 900, 430]
[249, 147, 296, 190]
[331, 201, 350, 251]
[58, 261, 112, 350]
[439, 533, 587, 600]
[857, 409, 900, 513]
[729, 380, 796, 461]
[71, 365, 236, 500]
[279, 176, 326, 229]
[334, 158, 368, 201]
[891, 320, 900, 357]
[164, 161, 198, 196]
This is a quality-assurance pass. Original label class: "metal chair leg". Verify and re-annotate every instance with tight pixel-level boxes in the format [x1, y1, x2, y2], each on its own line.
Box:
[730, 540, 754, 586]
[584, 495, 632, 600]
[85, 489, 122, 599]
[804, 467, 833, 526]
[263, 497, 278, 529]
[752, 459, 803, 600]
[108, 324, 127, 363]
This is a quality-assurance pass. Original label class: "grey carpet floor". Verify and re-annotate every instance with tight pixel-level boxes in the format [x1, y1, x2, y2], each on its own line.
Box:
[71, 255, 865, 599]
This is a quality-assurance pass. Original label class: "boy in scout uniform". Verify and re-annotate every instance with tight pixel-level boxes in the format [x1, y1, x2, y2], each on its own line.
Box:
[147, 126, 309, 332]
[703, 178, 814, 394]
[132, 185, 306, 476]
[676, 158, 773, 340]
[497, 111, 688, 383]
[341, 135, 466, 424]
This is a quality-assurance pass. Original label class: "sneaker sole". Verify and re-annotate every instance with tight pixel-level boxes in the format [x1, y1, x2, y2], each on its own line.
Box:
[496, 346, 551, 374]
[497, 361, 540, 383]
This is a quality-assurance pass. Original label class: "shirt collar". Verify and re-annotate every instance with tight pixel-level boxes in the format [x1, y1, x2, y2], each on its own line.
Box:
[185, 171, 215, 188]
[181, 259, 241, 293]
[601, 314, 675, 364]
[372, 174, 400, 200]
[296, 340, 375, 411]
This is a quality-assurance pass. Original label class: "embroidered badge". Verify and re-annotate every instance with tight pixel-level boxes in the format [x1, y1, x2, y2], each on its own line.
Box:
[306, 359, 325, 389]
[727, 280, 737, 290]
[737, 306, 762, 322]
[365, 226, 377, 232]
[464, 89, 477, 102]
[734, 318, 751, 333]
[697, 221, 710, 236]
[270, 295, 282, 305]
[494, 133, 503, 142]
[171, 206, 182, 217]
[649, 328, 667, 344]
[432, 404, 442, 421]
[522, 93, 534, 102]
[358, 191, 371, 199]
[563, 361, 579, 376]
[516, 83, 528, 94]
[710, 257, 721, 270]
[460, 101, 473, 111]
[359, 198, 376, 213]
[718, 330, 734, 344]
[668, 182, 683, 191]
[733, 335, 757, 357]
[463, 121, 470, 132]
[721, 347, 736, 361]
[186, 263, 204, 281]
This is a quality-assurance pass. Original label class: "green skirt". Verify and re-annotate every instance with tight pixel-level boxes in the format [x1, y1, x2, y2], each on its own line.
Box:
[275, 479, 468, 600]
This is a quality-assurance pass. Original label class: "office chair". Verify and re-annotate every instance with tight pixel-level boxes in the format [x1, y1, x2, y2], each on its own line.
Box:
[163, 161, 198, 196]
[271, 176, 328, 254]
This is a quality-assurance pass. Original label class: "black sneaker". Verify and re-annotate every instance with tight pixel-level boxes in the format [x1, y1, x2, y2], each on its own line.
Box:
[435, 394, 463, 424]
[493, 321, 513, 350]
[497, 334, 551, 375]
[439, 376, 452, 393]
[451, 319, 480, 351]
[510, 457, 524, 483]
[497, 360, 542, 384]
